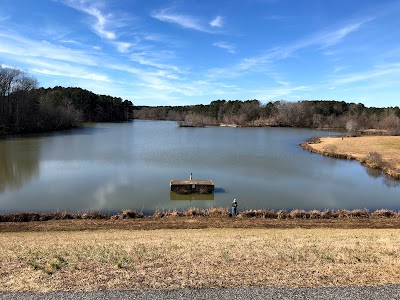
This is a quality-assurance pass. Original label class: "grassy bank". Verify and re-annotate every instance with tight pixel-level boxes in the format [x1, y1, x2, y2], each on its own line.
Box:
[2, 208, 400, 223]
[301, 135, 400, 180]
[1, 228, 400, 291]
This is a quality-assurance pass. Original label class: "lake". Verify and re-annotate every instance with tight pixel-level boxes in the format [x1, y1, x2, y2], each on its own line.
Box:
[0, 120, 399, 214]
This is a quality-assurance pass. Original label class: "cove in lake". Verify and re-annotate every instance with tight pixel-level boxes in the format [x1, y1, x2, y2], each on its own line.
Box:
[0, 120, 399, 214]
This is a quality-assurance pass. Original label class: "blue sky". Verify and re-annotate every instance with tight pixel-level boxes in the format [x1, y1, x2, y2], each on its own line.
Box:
[0, 0, 399, 107]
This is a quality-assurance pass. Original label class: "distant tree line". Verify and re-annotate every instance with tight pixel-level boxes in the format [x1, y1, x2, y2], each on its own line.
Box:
[134, 99, 400, 134]
[0, 65, 134, 135]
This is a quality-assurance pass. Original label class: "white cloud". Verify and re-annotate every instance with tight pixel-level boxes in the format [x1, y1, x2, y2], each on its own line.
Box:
[0, 15, 10, 22]
[88, 7, 116, 39]
[151, 8, 221, 33]
[63, 1, 117, 40]
[213, 42, 235, 54]
[210, 16, 223, 27]
[208, 18, 372, 78]
[0, 32, 96, 66]
[115, 41, 132, 53]
[61, 39, 80, 44]
[333, 66, 349, 73]
[26, 58, 111, 82]
[152, 8, 207, 32]
[0, 64, 18, 70]
[332, 63, 400, 85]
[0, 27, 188, 103]
[252, 86, 311, 100]
[129, 51, 182, 72]
[319, 19, 373, 48]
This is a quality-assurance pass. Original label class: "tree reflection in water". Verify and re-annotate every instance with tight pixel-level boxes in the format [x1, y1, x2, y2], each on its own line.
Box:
[365, 166, 400, 188]
[0, 139, 40, 193]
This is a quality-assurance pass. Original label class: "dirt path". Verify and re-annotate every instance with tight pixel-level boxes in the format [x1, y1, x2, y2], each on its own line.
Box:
[1, 285, 400, 300]
[2, 217, 400, 232]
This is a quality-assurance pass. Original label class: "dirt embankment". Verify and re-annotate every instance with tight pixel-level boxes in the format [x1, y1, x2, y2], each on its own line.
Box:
[2, 214, 400, 233]
[2, 207, 400, 231]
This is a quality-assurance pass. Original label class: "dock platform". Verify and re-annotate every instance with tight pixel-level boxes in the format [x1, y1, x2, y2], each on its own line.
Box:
[170, 180, 215, 194]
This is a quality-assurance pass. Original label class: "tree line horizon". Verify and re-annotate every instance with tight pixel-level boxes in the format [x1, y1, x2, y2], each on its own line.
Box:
[1, 65, 399, 135]
[134, 99, 400, 134]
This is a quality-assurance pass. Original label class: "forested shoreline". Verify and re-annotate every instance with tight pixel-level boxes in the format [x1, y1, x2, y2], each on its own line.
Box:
[0, 65, 133, 136]
[134, 100, 400, 134]
[2, 65, 400, 136]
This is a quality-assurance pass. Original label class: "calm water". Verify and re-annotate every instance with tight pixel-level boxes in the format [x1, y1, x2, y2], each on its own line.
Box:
[0, 121, 399, 214]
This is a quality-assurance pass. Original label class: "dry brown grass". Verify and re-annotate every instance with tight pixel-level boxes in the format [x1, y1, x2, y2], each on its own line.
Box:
[1, 228, 400, 291]
[304, 136, 400, 178]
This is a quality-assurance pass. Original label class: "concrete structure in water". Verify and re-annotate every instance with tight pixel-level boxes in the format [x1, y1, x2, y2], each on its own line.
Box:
[170, 178, 215, 194]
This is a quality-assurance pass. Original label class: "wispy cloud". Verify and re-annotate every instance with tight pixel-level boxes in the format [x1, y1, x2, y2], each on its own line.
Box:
[0, 15, 10, 22]
[213, 41, 235, 54]
[152, 8, 205, 32]
[62, 0, 117, 40]
[208, 18, 372, 78]
[278, 18, 373, 57]
[253, 85, 311, 100]
[0, 20, 191, 103]
[61, 39, 80, 44]
[318, 19, 373, 48]
[114, 41, 132, 53]
[0, 31, 96, 66]
[129, 50, 181, 72]
[333, 65, 349, 73]
[210, 16, 223, 28]
[332, 63, 400, 85]
[151, 8, 221, 33]
[25, 58, 111, 82]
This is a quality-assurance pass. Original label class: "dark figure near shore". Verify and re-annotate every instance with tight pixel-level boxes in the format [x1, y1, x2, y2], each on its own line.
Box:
[232, 199, 238, 216]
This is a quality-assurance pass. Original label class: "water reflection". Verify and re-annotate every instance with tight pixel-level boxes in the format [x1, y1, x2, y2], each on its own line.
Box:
[365, 168, 383, 179]
[0, 139, 40, 193]
[383, 177, 400, 188]
[170, 192, 214, 201]
[365, 167, 400, 188]
[1, 121, 400, 213]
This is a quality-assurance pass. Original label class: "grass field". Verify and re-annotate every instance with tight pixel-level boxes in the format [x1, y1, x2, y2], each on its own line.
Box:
[1, 228, 400, 291]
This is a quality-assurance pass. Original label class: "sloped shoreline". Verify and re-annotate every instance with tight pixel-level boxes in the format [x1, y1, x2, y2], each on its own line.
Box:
[300, 136, 400, 180]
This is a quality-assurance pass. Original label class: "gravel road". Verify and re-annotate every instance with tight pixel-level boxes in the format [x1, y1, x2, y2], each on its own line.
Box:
[1, 285, 400, 300]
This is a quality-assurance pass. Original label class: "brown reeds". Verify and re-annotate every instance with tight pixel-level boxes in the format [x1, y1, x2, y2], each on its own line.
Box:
[306, 135, 321, 144]
[371, 209, 397, 218]
[111, 210, 144, 220]
[1, 208, 399, 222]
[207, 207, 230, 217]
